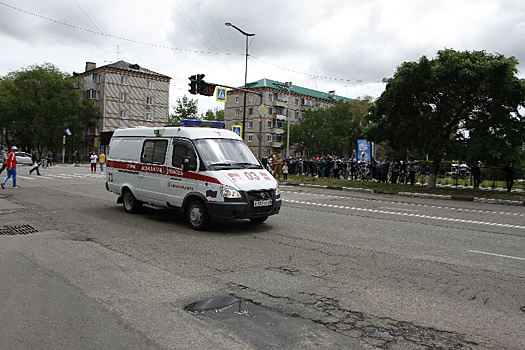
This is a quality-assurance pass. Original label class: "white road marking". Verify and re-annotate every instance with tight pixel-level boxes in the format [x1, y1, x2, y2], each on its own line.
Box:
[468, 250, 525, 261]
[284, 199, 525, 230]
[283, 190, 525, 217]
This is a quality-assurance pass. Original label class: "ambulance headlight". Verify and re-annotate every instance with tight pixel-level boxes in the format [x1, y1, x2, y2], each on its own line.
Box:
[221, 186, 241, 199]
[275, 186, 281, 197]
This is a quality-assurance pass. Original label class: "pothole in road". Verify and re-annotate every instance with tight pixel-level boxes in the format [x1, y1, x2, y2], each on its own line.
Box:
[185, 295, 286, 326]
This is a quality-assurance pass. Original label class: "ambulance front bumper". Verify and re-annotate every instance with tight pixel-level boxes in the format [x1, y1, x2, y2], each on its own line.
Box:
[206, 199, 281, 220]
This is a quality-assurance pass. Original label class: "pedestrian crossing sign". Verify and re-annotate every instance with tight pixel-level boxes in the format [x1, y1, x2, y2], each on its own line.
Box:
[232, 125, 242, 136]
[216, 87, 227, 102]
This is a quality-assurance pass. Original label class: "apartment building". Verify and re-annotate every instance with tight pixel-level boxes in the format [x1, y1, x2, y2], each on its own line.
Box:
[74, 61, 171, 151]
[224, 78, 349, 157]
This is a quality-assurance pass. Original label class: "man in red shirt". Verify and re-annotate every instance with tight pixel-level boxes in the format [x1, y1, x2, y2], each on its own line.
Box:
[1, 146, 19, 189]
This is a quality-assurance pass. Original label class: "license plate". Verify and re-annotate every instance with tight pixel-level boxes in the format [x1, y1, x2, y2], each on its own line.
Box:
[253, 199, 272, 207]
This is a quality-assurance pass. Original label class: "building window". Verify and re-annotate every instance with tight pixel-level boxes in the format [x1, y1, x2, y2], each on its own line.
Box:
[248, 107, 253, 115]
[91, 74, 97, 83]
[267, 135, 273, 142]
[267, 121, 272, 128]
[121, 76, 128, 85]
[269, 93, 274, 102]
[248, 121, 253, 129]
[121, 93, 127, 102]
[249, 95, 253, 102]
[145, 112, 153, 122]
[147, 80, 154, 89]
[235, 96, 240, 103]
[146, 97, 153, 105]
[295, 98, 299, 106]
[295, 111, 299, 119]
[247, 135, 253, 142]
[269, 107, 273, 115]
[234, 109, 240, 117]
[96, 91, 101, 100]
[87, 89, 96, 99]
[120, 110, 127, 119]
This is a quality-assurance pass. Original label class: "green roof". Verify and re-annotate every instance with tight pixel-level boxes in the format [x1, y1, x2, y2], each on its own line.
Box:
[244, 78, 351, 102]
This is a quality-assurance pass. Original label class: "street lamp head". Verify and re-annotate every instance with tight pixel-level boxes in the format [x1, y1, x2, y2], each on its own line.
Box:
[224, 22, 255, 37]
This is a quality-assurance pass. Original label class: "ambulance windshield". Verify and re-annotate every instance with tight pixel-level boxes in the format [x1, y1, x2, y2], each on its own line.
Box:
[195, 139, 262, 170]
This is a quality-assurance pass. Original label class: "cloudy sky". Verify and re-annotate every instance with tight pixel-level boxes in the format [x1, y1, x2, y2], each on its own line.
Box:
[1, 0, 525, 114]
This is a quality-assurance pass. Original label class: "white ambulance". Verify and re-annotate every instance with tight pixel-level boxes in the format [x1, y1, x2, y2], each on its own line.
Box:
[105, 120, 281, 230]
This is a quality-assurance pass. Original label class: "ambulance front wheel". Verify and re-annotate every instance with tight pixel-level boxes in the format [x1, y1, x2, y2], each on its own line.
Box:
[187, 199, 210, 230]
[123, 188, 143, 214]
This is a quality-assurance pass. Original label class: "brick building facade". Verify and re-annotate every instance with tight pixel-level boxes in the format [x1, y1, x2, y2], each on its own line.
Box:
[74, 61, 171, 152]
[224, 78, 349, 157]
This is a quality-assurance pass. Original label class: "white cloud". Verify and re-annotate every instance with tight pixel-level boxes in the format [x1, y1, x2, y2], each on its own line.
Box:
[2, 0, 525, 113]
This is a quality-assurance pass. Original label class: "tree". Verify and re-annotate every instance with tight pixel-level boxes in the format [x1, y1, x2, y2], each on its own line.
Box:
[202, 107, 224, 121]
[289, 98, 371, 156]
[0, 63, 101, 155]
[169, 95, 198, 124]
[367, 49, 525, 188]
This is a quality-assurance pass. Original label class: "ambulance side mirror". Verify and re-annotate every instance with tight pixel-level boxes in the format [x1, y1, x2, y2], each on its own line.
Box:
[182, 156, 196, 172]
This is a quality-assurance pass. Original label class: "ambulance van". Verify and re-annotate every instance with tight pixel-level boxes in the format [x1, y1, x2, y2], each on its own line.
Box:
[105, 120, 281, 230]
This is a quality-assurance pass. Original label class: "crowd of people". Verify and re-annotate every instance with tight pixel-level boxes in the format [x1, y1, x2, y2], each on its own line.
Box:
[264, 153, 424, 185]
[264, 153, 519, 192]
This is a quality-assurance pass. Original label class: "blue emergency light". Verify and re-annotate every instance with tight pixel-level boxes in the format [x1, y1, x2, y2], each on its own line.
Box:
[181, 119, 225, 128]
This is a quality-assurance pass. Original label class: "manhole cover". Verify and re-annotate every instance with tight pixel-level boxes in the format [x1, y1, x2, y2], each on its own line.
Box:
[0, 224, 39, 235]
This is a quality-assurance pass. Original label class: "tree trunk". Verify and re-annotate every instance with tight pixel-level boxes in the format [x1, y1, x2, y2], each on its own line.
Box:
[427, 155, 442, 189]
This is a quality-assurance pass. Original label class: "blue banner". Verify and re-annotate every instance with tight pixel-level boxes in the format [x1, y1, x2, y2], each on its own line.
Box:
[357, 139, 370, 161]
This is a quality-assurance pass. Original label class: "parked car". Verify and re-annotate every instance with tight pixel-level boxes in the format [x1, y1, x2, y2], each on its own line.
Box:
[15, 152, 33, 165]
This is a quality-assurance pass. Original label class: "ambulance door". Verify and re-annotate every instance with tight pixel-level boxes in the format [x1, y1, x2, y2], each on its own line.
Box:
[138, 138, 168, 204]
[166, 139, 199, 208]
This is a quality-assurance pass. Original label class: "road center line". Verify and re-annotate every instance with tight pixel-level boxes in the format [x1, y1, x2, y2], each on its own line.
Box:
[468, 250, 525, 261]
[284, 199, 525, 230]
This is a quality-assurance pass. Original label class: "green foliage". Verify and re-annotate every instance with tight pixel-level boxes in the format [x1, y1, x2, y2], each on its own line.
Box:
[202, 107, 224, 121]
[0, 63, 102, 154]
[169, 95, 198, 124]
[289, 98, 371, 156]
[367, 49, 525, 171]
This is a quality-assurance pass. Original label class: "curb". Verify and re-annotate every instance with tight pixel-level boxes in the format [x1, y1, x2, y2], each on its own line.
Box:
[282, 182, 374, 194]
[282, 183, 524, 206]
[398, 192, 524, 206]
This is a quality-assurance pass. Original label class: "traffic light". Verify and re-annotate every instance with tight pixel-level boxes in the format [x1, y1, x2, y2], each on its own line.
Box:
[196, 74, 206, 95]
[189, 74, 216, 96]
[188, 75, 197, 95]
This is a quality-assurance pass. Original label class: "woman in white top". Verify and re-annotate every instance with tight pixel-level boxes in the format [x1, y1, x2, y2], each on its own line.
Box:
[90, 151, 98, 173]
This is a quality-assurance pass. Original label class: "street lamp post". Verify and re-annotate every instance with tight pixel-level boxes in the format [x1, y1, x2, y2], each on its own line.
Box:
[285, 82, 293, 158]
[225, 22, 254, 140]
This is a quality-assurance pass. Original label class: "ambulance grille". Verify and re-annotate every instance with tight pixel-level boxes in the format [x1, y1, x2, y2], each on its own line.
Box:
[247, 190, 273, 201]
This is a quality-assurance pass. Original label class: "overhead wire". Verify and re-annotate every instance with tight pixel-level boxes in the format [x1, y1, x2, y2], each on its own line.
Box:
[0, 1, 384, 85]
[73, 0, 118, 54]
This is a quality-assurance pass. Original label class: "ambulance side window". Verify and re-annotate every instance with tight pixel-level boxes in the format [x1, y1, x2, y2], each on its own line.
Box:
[141, 139, 168, 164]
[172, 140, 197, 170]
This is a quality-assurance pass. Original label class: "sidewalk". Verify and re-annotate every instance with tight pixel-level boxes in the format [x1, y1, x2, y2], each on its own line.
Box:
[282, 182, 525, 206]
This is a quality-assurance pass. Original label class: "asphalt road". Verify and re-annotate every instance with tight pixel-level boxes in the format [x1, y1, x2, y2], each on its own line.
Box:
[0, 164, 523, 349]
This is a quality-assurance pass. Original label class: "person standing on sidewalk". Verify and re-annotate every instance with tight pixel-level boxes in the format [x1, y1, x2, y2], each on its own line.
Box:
[0, 147, 6, 175]
[29, 148, 41, 176]
[90, 151, 98, 173]
[99, 151, 105, 173]
[503, 162, 515, 192]
[1, 146, 19, 189]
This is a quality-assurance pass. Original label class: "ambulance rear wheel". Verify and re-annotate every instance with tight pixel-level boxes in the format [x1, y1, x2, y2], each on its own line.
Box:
[250, 216, 268, 224]
[187, 199, 210, 230]
[123, 189, 143, 214]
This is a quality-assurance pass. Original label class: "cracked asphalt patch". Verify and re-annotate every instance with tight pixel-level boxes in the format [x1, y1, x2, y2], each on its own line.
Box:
[218, 267, 483, 349]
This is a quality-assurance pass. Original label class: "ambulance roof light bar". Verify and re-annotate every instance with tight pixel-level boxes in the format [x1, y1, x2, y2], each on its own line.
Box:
[181, 119, 225, 128]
